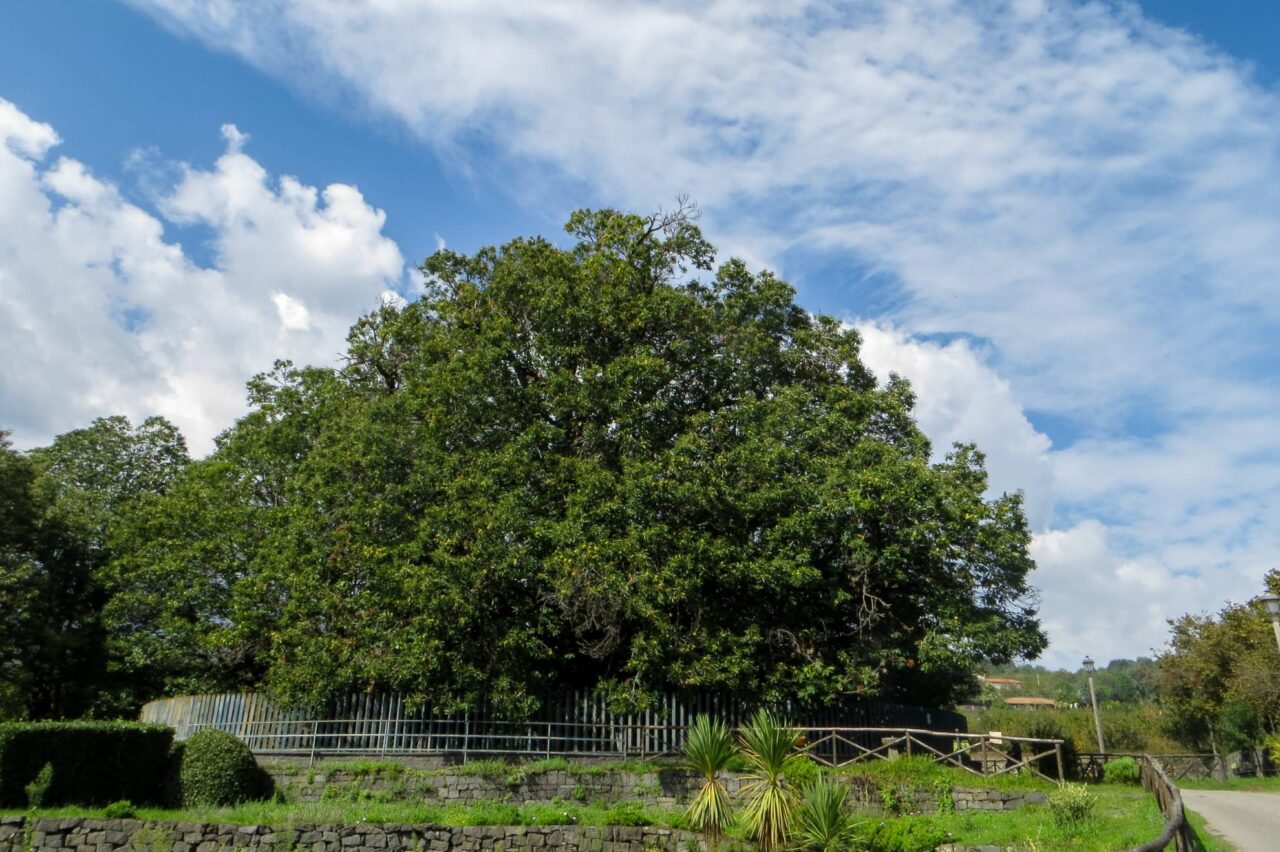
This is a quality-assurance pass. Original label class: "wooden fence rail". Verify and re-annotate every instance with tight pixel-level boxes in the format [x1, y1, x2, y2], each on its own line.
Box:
[1075, 752, 1227, 783]
[1129, 755, 1194, 852]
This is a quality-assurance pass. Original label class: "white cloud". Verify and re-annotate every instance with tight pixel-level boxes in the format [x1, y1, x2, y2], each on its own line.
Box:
[0, 99, 404, 454]
[1028, 520, 1258, 667]
[856, 322, 1280, 666]
[272, 292, 312, 331]
[855, 323, 1054, 530]
[121, 1, 1280, 426]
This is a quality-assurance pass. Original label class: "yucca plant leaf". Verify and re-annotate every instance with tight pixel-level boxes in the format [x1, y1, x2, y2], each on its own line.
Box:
[682, 714, 737, 844]
[738, 708, 800, 851]
[793, 775, 860, 851]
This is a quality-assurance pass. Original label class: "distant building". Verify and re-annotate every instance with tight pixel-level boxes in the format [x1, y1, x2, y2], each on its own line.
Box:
[1004, 696, 1056, 710]
[980, 676, 1024, 691]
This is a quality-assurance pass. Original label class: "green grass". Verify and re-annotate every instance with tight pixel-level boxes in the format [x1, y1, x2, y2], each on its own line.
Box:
[6, 756, 1174, 850]
[286, 756, 674, 785]
[850, 784, 1164, 851]
[312, 759, 407, 778]
[830, 755, 1056, 792]
[6, 800, 683, 828]
[1179, 774, 1280, 793]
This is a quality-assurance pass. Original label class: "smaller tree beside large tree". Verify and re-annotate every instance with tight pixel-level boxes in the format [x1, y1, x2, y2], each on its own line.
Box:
[1158, 571, 1280, 756]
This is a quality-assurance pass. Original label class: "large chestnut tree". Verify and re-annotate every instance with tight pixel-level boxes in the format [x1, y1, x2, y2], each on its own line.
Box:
[108, 207, 1046, 714]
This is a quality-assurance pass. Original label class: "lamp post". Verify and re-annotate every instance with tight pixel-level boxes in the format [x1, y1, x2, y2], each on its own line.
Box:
[1083, 656, 1106, 754]
[1258, 593, 1280, 654]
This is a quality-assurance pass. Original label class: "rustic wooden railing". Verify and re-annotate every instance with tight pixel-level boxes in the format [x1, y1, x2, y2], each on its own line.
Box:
[805, 727, 1066, 782]
[1076, 751, 1226, 782]
[1129, 755, 1194, 852]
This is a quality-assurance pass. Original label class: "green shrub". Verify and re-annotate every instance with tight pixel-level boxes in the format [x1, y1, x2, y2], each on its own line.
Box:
[1049, 782, 1097, 828]
[1103, 756, 1141, 785]
[162, 741, 185, 808]
[172, 729, 269, 807]
[862, 819, 948, 852]
[0, 721, 173, 807]
[24, 763, 53, 808]
[102, 800, 136, 819]
[782, 754, 820, 788]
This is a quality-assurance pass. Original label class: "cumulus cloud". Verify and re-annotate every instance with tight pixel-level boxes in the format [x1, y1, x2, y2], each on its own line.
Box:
[0, 99, 404, 454]
[855, 323, 1054, 530]
[1027, 520, 1257, 667]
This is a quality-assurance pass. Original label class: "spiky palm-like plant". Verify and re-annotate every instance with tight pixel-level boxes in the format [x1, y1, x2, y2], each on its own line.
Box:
[793, 775, 859, 851]
[738, 708, 800, 851]
[682, 714, 736, 846]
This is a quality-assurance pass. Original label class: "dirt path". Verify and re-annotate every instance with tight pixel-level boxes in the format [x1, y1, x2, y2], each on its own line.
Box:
[1181, 789, 1280, 851]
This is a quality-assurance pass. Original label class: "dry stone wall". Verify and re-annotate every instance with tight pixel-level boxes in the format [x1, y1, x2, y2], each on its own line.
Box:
[267, 767, 1045, 814]
[0, 816, 702, 852]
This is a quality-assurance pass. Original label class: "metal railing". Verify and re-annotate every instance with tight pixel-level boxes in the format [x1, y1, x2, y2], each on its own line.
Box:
[141, 692, 1064, 780]
[141, 691, 965, 759]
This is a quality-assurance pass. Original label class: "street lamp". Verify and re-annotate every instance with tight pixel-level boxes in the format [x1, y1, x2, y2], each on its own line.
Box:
[1083, 656, 1106, 754]
[1257, 593, 1280, 654]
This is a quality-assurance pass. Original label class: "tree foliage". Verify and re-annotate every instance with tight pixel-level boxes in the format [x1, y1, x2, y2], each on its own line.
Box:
[7, 207, 1047, 716]
[1157, 574, 1280, 752]
[0, 419, 188, 718]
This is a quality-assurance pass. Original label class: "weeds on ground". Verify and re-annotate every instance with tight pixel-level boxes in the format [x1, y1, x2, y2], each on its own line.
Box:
[6, 800, 683, 829]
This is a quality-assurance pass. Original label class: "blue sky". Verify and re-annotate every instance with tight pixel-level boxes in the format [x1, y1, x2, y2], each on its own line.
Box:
[3, 0, 1280, 668]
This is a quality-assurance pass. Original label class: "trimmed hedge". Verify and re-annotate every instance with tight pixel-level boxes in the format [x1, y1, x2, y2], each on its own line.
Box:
[0, 721, 173, 807]
[172, 729, 268, 807]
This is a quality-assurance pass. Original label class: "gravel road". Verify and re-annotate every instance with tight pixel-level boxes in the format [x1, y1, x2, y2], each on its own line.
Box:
[1181, 789, 1280, 851]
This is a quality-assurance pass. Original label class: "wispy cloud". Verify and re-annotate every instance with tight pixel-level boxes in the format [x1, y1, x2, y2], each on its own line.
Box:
[52, 1, 1280, 662]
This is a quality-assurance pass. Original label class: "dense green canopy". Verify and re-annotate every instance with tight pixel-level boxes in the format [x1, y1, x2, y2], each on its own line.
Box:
[1, 418, 188, 718]
[4, 207, 1046, 717]
[1157, 574, 1280, 753]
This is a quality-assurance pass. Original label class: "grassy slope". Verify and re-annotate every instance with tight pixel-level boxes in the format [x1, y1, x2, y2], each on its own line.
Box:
[3, 757, 1175, 850]
[855, 785, 1163, 851]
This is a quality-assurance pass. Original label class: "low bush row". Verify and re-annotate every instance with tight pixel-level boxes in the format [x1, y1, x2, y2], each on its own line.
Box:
[0, 723, 268, 809]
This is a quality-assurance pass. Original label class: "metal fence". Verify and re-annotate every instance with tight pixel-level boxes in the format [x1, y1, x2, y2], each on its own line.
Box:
[141, 691, 964, 761]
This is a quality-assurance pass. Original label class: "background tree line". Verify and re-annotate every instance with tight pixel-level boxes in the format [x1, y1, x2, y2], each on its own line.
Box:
[2, 206, 1051, 720]
[968, 585, 1280, 756]
[978, 658, 1161, 707]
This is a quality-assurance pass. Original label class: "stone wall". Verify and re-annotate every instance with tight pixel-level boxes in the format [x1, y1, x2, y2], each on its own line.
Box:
[267, 766, 1045, 814]
[267, 768, 699, 808]
[0, 816, 703, 852]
